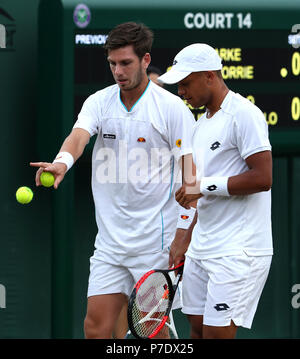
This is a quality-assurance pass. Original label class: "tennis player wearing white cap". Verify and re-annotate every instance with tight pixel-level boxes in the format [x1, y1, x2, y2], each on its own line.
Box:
[160, 44, 273, 339]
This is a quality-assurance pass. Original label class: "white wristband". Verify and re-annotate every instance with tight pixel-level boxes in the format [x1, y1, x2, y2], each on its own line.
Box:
[200, 177, 229, 196]
[177, 207, 196, 229]
[53, 152, 74, 171]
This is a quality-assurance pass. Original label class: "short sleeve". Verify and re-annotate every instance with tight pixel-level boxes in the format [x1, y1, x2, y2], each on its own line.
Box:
[167, 98, 195, 162]
[73, 93, 101, 136]
[233, 105, 271, 160]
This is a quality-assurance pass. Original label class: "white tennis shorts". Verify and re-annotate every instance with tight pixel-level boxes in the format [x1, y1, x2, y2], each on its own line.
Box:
[87, 248, 181, 309]
[181, 252, 272, 329]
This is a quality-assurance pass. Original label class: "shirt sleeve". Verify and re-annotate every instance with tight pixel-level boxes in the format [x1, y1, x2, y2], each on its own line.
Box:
[166, 97, 196, 162]
[233, 104, 271, 160]
[73, 93, 101, 136]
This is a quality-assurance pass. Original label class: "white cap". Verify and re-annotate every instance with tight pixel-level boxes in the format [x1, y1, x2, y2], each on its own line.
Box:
[158, 43, 222, 84]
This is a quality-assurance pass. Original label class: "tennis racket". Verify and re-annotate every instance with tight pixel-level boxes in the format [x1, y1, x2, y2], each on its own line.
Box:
[127, 262, 184, 339]
[124, 310, 178, 339]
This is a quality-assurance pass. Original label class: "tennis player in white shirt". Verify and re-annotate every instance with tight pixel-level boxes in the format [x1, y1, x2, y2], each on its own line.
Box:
[159, 43, 273, 339]
[30, 22, 196, 338]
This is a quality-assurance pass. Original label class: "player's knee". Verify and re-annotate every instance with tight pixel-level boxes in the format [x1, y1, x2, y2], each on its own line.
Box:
[202, 321, 238, 339]
[84, 314, 112, 339]
[84, 314, 97, 338]
[190, 326, 203, 339]
[188, 315, 203, 339]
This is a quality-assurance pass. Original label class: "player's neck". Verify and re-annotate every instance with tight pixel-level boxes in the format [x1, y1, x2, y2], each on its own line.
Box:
[206, 84, 229, 118]
[120, 76, 149, 112]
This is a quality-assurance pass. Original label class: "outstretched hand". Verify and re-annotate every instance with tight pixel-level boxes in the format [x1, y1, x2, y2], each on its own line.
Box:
[30, 161, 68, 189]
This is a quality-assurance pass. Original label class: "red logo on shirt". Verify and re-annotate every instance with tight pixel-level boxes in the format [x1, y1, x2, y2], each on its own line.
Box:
[137, 137, 146, 142]
[181, 215, 189, 220]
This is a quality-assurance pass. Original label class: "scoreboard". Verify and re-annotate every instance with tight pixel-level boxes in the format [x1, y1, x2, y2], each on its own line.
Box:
[75, 29, 300, 127]
[38, 0, 300, 157]
[39, 0, 300, 156]
[62, 2, 300, 156]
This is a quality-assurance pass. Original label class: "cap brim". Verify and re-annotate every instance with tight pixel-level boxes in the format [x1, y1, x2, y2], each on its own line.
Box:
[158, 68, 192, 84]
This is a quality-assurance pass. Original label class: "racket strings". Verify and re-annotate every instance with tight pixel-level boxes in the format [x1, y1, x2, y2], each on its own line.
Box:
[131, 272, 170, 338]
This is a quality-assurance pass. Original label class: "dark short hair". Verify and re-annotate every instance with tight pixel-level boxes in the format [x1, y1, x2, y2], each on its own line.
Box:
[104, 22, 154, 60]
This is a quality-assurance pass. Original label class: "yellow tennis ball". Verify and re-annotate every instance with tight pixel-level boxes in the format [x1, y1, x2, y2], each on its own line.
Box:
[40, 171, 55, 187]
[16, 186, 33, 204]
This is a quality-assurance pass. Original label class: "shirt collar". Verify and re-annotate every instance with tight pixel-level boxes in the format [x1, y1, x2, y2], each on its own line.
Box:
[119, 80, 151, 113]
[220, 90, 234, 114]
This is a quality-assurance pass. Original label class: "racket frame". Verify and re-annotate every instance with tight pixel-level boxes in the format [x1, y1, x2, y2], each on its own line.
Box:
[127, 263, 183, 339]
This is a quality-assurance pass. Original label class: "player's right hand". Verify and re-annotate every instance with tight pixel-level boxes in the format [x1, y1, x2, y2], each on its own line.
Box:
[168, 228, 191, 273]
[30, 161, 67, 189]
[175, 182, 203, 209]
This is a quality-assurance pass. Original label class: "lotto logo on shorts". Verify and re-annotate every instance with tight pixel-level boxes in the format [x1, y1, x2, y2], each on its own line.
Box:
[214, 303, 229, 311]
[210, 141, 221, 150]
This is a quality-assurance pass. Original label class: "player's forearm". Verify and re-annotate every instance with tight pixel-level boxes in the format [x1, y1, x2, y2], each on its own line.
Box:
[187, 210, 197, 235]
[228, 170, 272, 195]
[179, 210, 197, 246]
[199, 150, 272, 198]
[200, 169, 272, 198]
[227, 151, 272, 195]
[58, 128, 90, 162]
[180, 153, 197, 186]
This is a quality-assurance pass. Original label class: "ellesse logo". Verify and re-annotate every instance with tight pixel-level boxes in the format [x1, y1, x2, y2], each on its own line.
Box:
[137, 137, 146, 142]
[103, 134, 116, 139]
[181, 215, 189, 220]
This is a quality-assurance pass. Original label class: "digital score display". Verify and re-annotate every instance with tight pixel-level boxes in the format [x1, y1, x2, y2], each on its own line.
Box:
[74, 28, 300, 135]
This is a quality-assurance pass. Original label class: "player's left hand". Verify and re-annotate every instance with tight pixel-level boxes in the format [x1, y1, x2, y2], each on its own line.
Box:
[175, 182, 203, 209]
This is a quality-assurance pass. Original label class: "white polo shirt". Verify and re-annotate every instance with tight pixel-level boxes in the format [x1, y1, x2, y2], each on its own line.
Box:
[187, 90, 273, 259]
[74, 81, 195, 256]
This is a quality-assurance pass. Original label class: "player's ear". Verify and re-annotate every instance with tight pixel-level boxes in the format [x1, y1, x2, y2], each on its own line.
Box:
[205, 71, 216, 84]
[143, 52, 151, 69]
